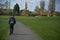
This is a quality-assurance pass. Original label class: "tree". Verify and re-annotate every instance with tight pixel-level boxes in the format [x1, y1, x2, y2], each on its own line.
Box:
[40, 0, 45, 15]
[13, 3, 20, 16]
[5, 1, 9, 9]
[48, 0, 55, 16]
[40, 0, 45, 10]
[0, 1, 4, 9]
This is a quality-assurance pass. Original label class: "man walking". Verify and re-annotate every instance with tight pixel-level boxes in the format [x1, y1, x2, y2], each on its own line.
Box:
[9, 16, 16, 35]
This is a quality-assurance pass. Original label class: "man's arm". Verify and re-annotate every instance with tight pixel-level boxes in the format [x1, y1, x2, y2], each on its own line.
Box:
[14, 18, 16, 24]
[9, 18, 11, 24]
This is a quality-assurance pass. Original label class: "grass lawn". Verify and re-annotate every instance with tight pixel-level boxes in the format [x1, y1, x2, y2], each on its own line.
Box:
[0, 16, 60, 40]
[0, 16, 9, 40]
[15, 16, 60, 40]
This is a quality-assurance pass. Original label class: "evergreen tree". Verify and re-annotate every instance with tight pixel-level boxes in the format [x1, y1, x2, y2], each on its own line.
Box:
[13, 3, 20, 16]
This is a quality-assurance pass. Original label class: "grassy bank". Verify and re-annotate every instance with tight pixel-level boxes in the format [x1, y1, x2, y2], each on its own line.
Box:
[15, 16, 60, 40]
[0, 16, 9, 40]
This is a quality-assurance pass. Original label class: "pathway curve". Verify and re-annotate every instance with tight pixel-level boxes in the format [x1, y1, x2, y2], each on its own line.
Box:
[7, 22, 41, 40]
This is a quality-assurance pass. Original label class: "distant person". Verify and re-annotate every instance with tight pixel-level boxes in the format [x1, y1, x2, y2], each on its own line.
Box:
[9, 16, 16, 35]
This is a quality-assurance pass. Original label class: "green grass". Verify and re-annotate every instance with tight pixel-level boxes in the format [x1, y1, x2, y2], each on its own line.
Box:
[15, 16, 60, 40]
[0, 16, 9, 40]
[0, 16, 60, 40]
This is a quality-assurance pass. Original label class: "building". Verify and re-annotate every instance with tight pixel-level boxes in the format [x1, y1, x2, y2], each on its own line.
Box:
[22, 2, 28, 16]
[34, 6, 40, 15]
[33, 0, 47, 16]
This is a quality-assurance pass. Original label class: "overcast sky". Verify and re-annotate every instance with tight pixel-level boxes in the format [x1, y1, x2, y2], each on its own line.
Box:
[1, 0, 60, 12]
[10, 0, 49, 11]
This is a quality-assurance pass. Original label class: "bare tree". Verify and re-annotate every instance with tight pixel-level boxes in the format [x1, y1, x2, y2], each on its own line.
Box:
[0, 0, 2, 9]
[48, 0, 55, 16]
[5, 1, 9, 9]
[25, 2, 27, 10]
[40, 0, 45, 10]
[40, 0, 45, 15]
[0, 0, 9, 9]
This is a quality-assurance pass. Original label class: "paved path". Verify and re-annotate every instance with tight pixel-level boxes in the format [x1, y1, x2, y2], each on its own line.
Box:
[7, 22, 41, 40]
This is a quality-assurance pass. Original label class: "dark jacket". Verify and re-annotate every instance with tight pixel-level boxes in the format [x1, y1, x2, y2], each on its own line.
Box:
[9, 17, 16, 25]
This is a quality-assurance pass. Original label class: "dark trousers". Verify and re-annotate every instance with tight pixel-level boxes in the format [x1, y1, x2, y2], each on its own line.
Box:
[10, 24, 14, 34]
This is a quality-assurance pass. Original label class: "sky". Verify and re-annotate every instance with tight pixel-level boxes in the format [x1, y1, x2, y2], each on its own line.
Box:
[56, 0, 60, 12]
[1, 0, 60, 12]
[10, 0, 49, 11]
